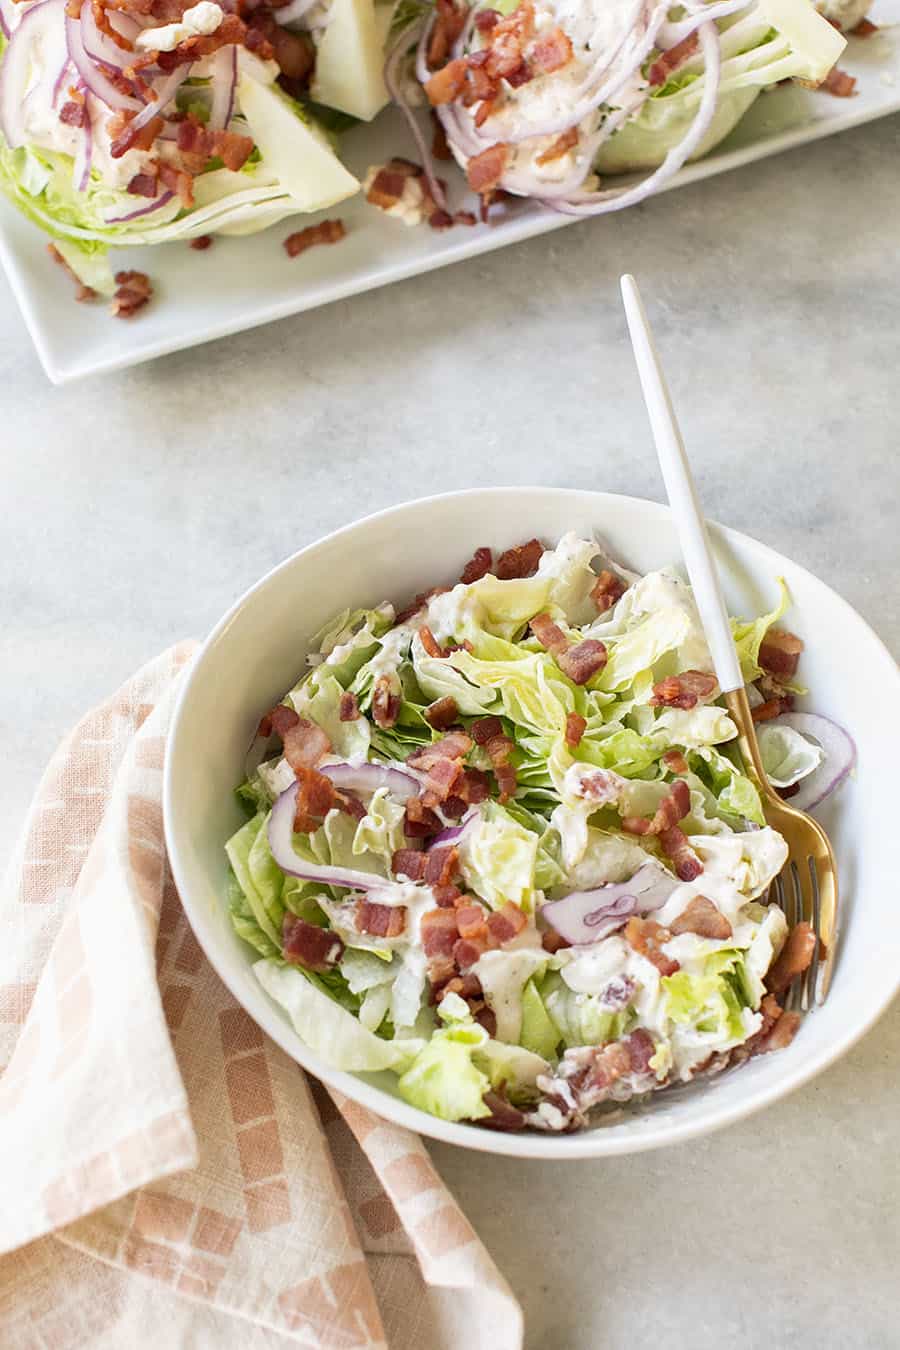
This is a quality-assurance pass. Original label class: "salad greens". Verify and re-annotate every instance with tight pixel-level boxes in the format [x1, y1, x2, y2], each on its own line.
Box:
[226, 532, 821, 1133]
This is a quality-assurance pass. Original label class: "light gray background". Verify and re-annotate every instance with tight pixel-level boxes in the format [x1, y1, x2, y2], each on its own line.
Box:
[3, 116, 899, 1349]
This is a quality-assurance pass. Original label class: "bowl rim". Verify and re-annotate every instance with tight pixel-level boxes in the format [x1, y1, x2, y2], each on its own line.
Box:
[164, 485, 900, 1159]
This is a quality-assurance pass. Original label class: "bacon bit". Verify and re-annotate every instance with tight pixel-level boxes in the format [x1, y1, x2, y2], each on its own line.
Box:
[662, 749, 688, 775]
[470, 716, 504, 745]
[535, 126, 578, 166]
[149, 11, 258, 70]
[624, 917, 679, 976]
[457, 546, 492, 586]
[766, 922, 816, 998]
[455, 210, 478, 227]
[565, 712, 587, 748]
[454, 934, 490, 969]
[591, 569, 627, 614]
[433, 883, 463, 908]
[761, 1009, 801, 1051]
[460, 766, 491, 803]
[486, 900, 527, 945]
[751, 696, 791, 723]
[821, 65, 857, 96]
[418, 625, 447, 658]
[583, 1041, 632, 1091]
[283, 219, 346, 258]
[424, 846, 459, 887]
[127, 171, 158, 198]
[189, 234, 213, 251]
[290, 766, 337, 831]
[47, 243, 96, 304]
[372, 675, 401, 729]
[426, 0, 467, 68]
[481, 729, 516, 803]
[356, 899, 406, 938]
[59, 100, 87, 128]
[92, 0, 135, 51]
[251, 14, 314, 80]
[494, 537, 542, 580]
[466, 142, 509, 194]
[110, 269, 153, 319]
[421, 908, 460, 958]
[669, 896, 732, 940]
[530, 612, 568, 654]
[455, 903, 488, 940]
[659, 825, 703, 881]
[758, 628, 804, 679]
[281, 716, 331, 774]
[392, 848, 426, 881]
[650, 670, 717, 709]
[404, 797, 443, 838]
[475, 6, 501, 31]
[425, 56, 469, 104]
[529, 27, 573, 74]
[283, 914, 343, 971]
[110, 112, 164, 160]
[267, 704, 299, 737]
[425, 696, 460, 730]
[394, 585, 449, 624]
[647, 30, 698, 86]
[541, 928, 570, 953]
[479, 1088, 525, 1131]
[558, 639, 608, 686]
[621, 778, 692, 834]
[408, 730, 473, 766]
[339, 691, 360, 722]
[366, 163, 417, 210]
[443, 971, 483, 999]
[174, 113, 255, 174]
[158, 160, 194, 209]
[852, 17, 878, 35]
[623, 1027, 656, 1074]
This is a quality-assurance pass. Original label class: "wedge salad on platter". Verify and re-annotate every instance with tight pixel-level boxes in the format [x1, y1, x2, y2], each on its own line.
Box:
[226, 532, 854, 1133]
[0, 0, 874, 309]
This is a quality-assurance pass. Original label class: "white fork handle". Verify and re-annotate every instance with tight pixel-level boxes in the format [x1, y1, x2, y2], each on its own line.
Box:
[620, 274, 744, 694]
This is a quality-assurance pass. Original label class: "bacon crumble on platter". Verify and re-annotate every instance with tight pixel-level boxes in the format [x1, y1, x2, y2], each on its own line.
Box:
[283, 220, 346, 259]
[110, 270, 153, 319]
[363, 158, 476, 231]
[820, 65, 857, 95]
[650, 670, 718, 709]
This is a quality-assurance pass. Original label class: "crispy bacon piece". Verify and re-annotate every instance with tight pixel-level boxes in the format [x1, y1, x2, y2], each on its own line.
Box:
[486, 900, 527, 945]
[425, 695, 460, 730]
[460, 766, 491, 803]
[60, 100, 87, 127]
[460, 546, 493, 584]
[158, 160, 194, 208]
[466, 142, 509, 194]
[582, 1041, 632, 1091]
[268, 703, 299, 736]
[356, 899, 406, 938]
[109, 112, 164, 160]
[591, 569, 626, 614]
[394, 585, 449, 624]
[472, 723, 516, 803]
[470, 716, 503, 745]
[623, 1027, 656, 1074]
[150, 11, 259, 69]
[622, 778, 691, 836]
[852, 17, 878, 34]
[425, 55, 468, 104]
[662, 748, 688, 775]
[762, 1008, 801, 1050]
[529, 27, 573, 74]
[283, 914, 343, 971]
[291, 766, 338, 831]
[660, 825, 703, 881]
[530, 612, 568, 654]
[418, 625, 446, 658]
[246, 12, 313, 80]
[392, 848, 427, 881]
[424, 846, 459, 887]
[372, 675, 401, 729]
[751, 696, 792, 723]
[535, 126, 578, 166]
[624, 917, 679, 976]
[541, 928, 570, 954]
[474, 6, 500, 30]
[433, 883, 463, 907]
[366, 159, 419, 209]
[455, 903, 489, 939]
[126, 171, 158, 198]
[339, 691, 360, 722]
[404, 797, 443, 837]
[175, 112, 253, 173]
[281, 715, 331, 774]
[650, 670, 717, 709]
[758, 628, 803, 679]
[284, 219, 346, 258]
[421, 909, 460, 978]
[408, 730, 473, 766]
[110, 269, 153, 319]
[454, 934, 490, 969]
[479, 1088, 526, 1131]
[565, 712, 587, 748]
[669, 896, 732, 940]
[647, 30, 698, 86]
[426, 0, 467, 68]
[821, 65, 856, 96]
[557, 639, 608, 685]
[495, 537, 543, 579]
[47, 243, 96, 304]
[766, 922, 816, 998]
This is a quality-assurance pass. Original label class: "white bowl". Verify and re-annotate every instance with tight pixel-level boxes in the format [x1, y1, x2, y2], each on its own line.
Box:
[164, 487, 900, 1158]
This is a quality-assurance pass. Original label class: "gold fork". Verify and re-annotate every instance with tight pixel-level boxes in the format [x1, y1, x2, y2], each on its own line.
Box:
[621, 274, 838, 1008]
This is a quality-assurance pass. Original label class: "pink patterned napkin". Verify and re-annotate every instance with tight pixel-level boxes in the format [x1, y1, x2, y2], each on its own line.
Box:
[0, 644, 523, 1350]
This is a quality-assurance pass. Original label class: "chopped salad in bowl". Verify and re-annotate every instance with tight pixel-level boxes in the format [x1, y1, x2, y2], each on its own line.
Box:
[225, 530, 853, 1133]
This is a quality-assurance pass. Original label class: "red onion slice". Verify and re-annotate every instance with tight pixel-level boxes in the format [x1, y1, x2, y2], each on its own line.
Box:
[383, 20, 447, 212]
[208, 44, 237, 130]
[66, 7, 142, 110]
[105, 189, 174, 222]
[769, 712, 856, 812]
[320, 761, 421, 801]
[81, 0, 134, 72]
[268, 781, 396, 890]
[0, 0, 63, 147]
[427, 808, 479, 849]
[0, 0, 10, 40]
[542, 860, 677, 946]
[123, 63, 189, 137]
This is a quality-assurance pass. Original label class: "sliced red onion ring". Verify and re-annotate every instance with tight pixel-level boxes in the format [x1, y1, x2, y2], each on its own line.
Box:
[320, 761, 420, 801]
[427, 807, 479, 849]
[0, 0, 12, 41]
[542, 860, 677, 946]
[107, 8, 140, 42]
[105, 189, 174, 222]
[208, 44, 237, 130]
[0, 0, 63, 147]
[81, 0, 134, 72]
[268, 781, 393, 890]
[52, 57, 72, 105]
[124, 63, 190, 137]
[383, 20, 448, 212]
[66, 7, 142, 110]
[770, 712, 856, 812]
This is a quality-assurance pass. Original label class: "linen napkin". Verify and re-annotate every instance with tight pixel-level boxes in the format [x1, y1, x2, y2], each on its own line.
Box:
[0, 643, 523, 1350]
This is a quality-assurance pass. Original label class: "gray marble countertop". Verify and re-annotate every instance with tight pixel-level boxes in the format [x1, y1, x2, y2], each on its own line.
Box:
[3, 114, 899, 1350]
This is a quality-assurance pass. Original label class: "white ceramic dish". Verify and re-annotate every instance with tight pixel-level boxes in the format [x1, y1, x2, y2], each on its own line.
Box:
[2, 3, 899, 384]
[164, 486, 899, 1158]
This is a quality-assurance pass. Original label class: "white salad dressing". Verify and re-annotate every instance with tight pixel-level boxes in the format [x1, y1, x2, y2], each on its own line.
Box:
[473, 927, 546, 1042]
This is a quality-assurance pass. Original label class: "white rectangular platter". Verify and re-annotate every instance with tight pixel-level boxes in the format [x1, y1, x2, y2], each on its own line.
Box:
[1, 0, 897, 383]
